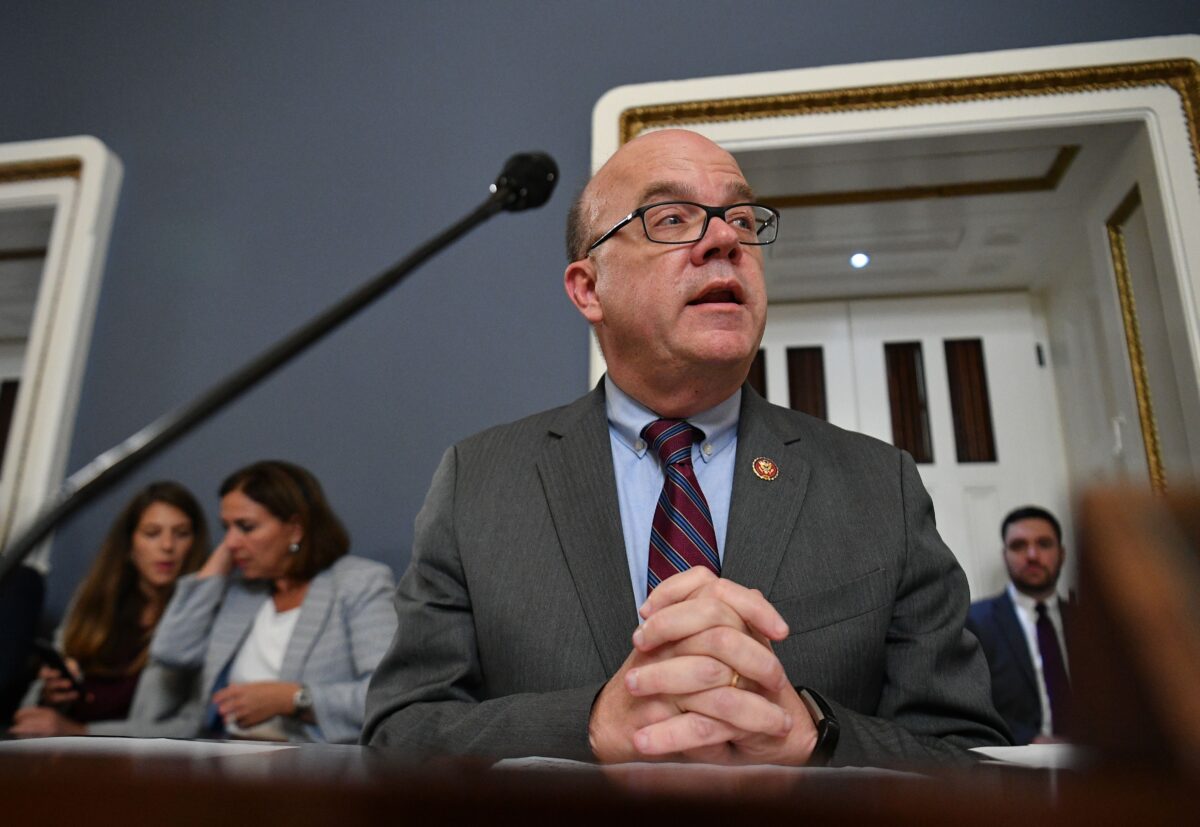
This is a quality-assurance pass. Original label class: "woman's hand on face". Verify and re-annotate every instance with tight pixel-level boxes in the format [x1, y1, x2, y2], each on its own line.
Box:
[197, 540, 235, 579]
[37, 662, 82, 707]
[8, 706, 86, 738]
[212, 682, 301, 729]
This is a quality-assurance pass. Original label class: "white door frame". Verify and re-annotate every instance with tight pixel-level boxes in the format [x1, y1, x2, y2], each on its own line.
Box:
[586, 36, 1200, 495]
[0, 137, 123, 559]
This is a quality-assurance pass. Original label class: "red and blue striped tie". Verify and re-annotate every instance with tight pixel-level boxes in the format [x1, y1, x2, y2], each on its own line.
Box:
[643, 419, 720, 594]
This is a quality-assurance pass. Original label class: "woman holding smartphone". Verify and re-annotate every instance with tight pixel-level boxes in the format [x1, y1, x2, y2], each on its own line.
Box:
[9, 481, 209, 737]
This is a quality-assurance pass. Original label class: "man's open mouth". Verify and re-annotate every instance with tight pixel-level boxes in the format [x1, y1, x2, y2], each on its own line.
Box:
[689, 287, 741, 305]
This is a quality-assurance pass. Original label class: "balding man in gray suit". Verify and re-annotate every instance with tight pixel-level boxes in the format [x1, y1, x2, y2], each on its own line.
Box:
[363, 129, 1007, 767]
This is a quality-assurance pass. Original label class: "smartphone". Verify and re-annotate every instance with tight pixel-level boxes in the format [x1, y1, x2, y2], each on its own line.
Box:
[32, 638, 84, 695]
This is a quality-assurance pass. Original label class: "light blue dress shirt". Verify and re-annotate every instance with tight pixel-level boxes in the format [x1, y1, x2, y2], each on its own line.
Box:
[604, 376, 740, 613]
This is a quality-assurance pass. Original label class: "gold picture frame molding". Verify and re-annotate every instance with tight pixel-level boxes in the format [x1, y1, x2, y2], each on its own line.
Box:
[618, 60, 1200, 184]
[760, 145, 1080, 210]
[1106, 186, 1167, 495]
[0, 158, 83, 184]
[617, 58, 1199, 495]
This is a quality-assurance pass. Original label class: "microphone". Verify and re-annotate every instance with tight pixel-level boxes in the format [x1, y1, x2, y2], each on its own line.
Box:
[0, 151, 559, 585]
[490, 152, 558, 212]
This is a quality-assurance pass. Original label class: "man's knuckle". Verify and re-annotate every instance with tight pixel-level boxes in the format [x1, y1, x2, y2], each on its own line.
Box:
[689, 714, 716, 740]
[698, 657, 724, 684]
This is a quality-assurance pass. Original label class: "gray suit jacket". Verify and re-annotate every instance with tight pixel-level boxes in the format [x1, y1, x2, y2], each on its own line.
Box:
[362, 385, 1008, 765]
[125, 555, 396, 743]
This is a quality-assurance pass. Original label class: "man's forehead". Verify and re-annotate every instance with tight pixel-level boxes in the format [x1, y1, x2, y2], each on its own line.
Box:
[595, 131, 752, 201]
[1005, 518, 1059, 540]
[635, 178, 756, 205]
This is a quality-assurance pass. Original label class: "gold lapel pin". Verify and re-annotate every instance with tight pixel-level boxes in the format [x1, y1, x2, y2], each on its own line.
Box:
[752, 457, 779, 481]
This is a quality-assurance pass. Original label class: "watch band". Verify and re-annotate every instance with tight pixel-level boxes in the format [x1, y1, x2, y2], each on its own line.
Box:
[293, 684, 313, 716]
[797, 686, 840, 766]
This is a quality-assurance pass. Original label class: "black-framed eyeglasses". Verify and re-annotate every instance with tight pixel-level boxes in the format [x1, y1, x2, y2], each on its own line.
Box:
[587, 200, 780, 252]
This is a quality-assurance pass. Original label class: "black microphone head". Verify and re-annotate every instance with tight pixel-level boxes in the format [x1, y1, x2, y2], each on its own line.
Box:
[491, 152, 558, 212]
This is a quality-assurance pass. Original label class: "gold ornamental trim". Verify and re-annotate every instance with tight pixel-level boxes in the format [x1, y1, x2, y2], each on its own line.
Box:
[761, 145, 1080, 210]
[1106, 186, 1166, 495]
[0, 158, 82, 184]
[619, 61, 1200, 186]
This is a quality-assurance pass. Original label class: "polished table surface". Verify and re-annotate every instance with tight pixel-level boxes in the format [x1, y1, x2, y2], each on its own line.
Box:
[0, 737, 1195, 827]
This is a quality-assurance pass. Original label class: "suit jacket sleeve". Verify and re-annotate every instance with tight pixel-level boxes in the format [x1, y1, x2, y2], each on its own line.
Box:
[298, 560, 399, 744]
[149, 572, 229, 669]
[362, 445, 598, 759]
[823, 452, 1010, 766]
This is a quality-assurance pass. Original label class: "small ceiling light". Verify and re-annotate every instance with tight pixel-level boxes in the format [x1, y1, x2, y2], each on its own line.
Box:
[849, 252, 870, 269]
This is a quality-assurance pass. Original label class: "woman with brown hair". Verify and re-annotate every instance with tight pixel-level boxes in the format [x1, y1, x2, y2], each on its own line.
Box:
[139, 460, 396, 743]
[10, 481, 209, 737]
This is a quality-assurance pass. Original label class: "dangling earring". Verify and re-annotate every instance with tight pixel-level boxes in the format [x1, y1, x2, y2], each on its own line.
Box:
[288, 542, 300, 554]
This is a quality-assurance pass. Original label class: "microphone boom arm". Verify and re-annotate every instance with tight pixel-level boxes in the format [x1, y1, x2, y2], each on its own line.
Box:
[0, 153, 557, 584]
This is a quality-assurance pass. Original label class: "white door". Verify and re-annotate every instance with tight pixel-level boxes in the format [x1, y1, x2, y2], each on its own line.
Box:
[761, 292, 1072, 599]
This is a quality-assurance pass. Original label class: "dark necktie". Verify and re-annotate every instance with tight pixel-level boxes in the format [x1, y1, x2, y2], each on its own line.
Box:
[642, 419, 720, 594]
[1036, 601, 1072, 735]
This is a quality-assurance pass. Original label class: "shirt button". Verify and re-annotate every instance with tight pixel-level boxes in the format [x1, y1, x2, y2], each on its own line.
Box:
[702, 443, 713, 456]
[635, 439, 646, 452]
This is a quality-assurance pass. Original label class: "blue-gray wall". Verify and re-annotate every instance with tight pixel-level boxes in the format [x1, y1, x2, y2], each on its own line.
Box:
[1, 2, 1195, 618]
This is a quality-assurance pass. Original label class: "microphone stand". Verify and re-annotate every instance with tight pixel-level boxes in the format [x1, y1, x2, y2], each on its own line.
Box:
[0, 153, 558, 586]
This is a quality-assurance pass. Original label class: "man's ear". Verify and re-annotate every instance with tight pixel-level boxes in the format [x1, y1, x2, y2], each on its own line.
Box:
[564, 258, 603, 324]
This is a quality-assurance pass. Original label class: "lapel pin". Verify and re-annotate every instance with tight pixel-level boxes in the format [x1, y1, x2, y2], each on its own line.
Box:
[752, 457, 779, 481]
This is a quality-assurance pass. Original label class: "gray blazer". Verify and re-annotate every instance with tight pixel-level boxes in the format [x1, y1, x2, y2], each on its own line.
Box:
[362, 385, 1008, 766]
[127, 555, 397, 744]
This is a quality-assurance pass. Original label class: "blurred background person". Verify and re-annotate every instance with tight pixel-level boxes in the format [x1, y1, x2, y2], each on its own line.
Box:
[0, 565, 45, 728]
[967, 505, 1074, 745]
[9, 481, 209, 737]
[139, 460, 396, 743]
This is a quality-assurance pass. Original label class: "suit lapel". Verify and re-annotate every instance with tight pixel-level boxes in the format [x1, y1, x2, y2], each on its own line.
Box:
[536, 386, 637, 676]
[721, 388, 812, 596]
[280, 568, 333, 681]
[997, 592, 1038, 691]
[205, 582, 265, 692]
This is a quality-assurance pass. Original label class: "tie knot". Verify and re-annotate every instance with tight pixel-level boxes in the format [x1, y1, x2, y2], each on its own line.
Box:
[642, 419, 703, 467]
[1036, 602, 1048, 618]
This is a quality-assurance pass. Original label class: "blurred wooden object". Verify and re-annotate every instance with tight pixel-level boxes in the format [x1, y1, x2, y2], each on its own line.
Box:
[1073, 486, 1200, 772]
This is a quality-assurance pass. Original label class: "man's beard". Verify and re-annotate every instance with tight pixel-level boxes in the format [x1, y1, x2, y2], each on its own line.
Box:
[1011, 562, 1061, 596]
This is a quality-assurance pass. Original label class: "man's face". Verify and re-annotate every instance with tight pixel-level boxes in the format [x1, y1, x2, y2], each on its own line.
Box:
[1003, 517, 1065, 597]
[573, 131, 768, 390]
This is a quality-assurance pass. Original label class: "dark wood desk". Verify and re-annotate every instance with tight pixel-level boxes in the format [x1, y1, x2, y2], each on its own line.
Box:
[0, 739, 1194, 827]
[6, 486, 1197, 825]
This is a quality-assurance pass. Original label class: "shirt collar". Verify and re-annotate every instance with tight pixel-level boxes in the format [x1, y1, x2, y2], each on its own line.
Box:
[1007, 582, 1062, 616]
[605, 375, 740, 464]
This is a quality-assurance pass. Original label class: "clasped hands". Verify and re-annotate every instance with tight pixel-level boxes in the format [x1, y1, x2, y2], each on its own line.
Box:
[589, 568, 817, 765]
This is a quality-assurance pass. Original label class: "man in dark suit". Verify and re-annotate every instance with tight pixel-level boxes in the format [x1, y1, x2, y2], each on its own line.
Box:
[0, 565, 44, 727]
[967, 506, 1073, 745]
[363, 129, 1007, 766]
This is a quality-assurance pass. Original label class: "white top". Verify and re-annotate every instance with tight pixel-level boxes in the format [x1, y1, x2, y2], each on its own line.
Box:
[225, 598, 300, 741]
[1006, 583, 1069, 738]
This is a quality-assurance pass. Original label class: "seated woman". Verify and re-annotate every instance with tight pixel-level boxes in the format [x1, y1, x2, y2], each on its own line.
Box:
[10, 481, 209, 737]
[143, 460, 396, 744]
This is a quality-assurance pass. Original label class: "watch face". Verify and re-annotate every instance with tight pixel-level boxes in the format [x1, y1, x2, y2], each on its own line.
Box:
[295, 686, 312, 710]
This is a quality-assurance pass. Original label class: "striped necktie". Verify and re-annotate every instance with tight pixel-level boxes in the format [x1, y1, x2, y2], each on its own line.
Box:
[642, 419, 720, 594]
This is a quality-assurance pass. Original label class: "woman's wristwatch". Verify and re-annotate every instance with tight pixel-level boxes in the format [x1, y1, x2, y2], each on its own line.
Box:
[293, 684, 313, 717]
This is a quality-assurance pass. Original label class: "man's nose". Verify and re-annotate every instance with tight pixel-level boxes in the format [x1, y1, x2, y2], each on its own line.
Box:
[690, 215, 742, 264]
